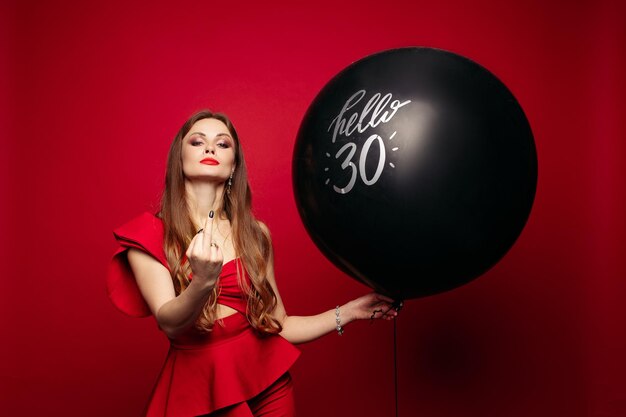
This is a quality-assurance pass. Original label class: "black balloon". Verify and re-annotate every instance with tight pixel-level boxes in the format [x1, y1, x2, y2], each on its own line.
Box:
[292, 47, 537, 300]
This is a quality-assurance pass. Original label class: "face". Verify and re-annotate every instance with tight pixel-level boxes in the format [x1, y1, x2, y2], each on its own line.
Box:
[181, 118, 236, 183]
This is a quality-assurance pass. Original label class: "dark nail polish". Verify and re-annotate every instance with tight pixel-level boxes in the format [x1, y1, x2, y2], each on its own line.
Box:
[209, 210, 214, 218]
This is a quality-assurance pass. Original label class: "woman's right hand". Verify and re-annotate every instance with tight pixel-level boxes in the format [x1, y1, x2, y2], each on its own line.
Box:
[185, 210, 223, 288]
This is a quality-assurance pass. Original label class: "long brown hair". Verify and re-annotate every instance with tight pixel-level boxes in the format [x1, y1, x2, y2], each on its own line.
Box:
[159, 110, 281, 334]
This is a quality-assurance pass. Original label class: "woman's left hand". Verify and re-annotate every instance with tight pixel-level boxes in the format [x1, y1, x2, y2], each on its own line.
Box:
[342, 292, 400, 322]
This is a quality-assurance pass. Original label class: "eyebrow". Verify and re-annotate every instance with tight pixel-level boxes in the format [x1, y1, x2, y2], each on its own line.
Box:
[188, 131, 233, 140]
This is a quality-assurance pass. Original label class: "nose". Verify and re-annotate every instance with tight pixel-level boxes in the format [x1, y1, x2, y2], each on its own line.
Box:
[204, 145, 215, 155]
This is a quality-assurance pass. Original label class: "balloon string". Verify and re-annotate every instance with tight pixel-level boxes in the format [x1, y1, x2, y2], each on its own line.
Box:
[369, 300, 403, 417]
[394, 314, 399, 417]
[370, 299, 403, 321]
[370, 308, 384, 320]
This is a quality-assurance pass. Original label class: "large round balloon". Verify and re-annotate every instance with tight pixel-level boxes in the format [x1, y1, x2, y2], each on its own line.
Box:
[292, 47, 537, 300]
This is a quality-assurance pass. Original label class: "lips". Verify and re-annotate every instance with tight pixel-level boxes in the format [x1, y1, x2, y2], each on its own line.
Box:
[200, 158, 219, 165]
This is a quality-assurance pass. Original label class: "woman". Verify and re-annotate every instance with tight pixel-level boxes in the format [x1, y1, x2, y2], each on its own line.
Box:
[107, 110, 399, 417]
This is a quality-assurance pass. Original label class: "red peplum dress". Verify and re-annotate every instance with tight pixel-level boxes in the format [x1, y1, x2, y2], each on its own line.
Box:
[106, 212, 300, 417]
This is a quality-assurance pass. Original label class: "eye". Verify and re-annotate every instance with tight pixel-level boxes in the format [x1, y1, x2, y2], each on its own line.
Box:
[217, 142, 230, 149]
[191, 140, 203, 146]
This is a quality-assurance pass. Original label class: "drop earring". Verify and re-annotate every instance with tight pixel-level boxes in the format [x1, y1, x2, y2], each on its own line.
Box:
[227, 169, 234, 195]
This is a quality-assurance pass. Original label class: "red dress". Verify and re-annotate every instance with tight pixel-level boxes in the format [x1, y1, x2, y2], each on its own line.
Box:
[107, 212, 300, 417]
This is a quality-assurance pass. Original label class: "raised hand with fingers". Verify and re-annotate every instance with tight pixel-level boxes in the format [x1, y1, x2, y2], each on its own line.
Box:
[185, 210, 223, 289]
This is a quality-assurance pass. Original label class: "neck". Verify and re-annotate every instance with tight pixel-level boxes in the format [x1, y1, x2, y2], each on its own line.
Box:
[185, 180, 226, 228]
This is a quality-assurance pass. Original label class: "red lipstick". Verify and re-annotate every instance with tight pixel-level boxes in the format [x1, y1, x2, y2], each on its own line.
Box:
[200, 158, 219, 165]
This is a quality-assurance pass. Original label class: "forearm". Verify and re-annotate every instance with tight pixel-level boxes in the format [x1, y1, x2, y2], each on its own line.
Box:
[155, 279, 214, 339]
[280, 304, 354, 344]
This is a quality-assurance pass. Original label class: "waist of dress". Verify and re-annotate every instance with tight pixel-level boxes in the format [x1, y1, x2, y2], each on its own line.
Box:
[169, 311, 260, 350]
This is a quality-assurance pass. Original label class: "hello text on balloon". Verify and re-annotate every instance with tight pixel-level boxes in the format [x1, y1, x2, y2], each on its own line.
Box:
[326, 90, 411, 194]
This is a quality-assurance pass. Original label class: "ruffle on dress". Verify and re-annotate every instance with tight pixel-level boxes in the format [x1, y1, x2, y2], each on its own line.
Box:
[146, 312, 300, 417]
[107, 212, 166, 317]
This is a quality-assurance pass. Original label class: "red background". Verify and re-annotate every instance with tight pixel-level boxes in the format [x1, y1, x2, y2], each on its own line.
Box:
[2, 0, 625, 416]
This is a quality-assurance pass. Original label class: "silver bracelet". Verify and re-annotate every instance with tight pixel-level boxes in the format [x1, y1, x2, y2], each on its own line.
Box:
[335, 305, 344, 336]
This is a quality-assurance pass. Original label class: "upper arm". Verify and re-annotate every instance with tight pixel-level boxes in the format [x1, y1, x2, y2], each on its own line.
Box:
[257, 221, 288, 322]
[127, 248, 176, 317]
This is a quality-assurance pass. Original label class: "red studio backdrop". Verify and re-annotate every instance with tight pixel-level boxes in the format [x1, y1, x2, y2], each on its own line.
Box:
[2, 1, 625, 416]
